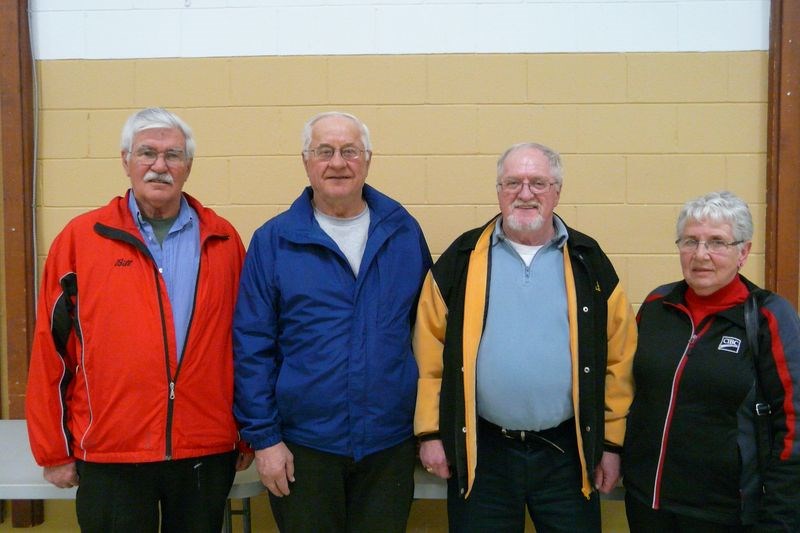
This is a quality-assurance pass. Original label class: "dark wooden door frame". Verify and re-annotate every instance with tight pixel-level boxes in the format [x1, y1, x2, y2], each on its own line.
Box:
[767, 0, 800, 308]
[1, 0, 43, 527]
[1, 1, 35, 415]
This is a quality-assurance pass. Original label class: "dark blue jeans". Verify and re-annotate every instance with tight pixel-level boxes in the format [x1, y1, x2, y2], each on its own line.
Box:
[269, 438, 415, 533]
[447, 418, 600, 533]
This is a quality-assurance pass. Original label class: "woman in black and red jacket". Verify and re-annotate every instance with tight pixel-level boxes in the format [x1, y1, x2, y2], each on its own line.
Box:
[623, 191, 800, 532]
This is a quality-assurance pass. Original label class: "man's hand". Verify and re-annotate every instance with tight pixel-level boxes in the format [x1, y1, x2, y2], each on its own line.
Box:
[255, 442, 295, 497]
[419, 439, 451, 479]
[593, 451, 621, 494]
[235, 451, 255, 471]
[44, 462, 78, 488]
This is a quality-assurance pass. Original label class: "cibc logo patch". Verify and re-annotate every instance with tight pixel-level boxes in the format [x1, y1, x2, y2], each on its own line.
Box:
[718, 336, 742, 354]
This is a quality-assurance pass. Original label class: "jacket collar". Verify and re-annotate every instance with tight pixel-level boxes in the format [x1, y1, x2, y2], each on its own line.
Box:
[279, 184, 408, 278]
[95, 190, 232, 243]
[460, 213, 575, 253]
[661, 274, 759, 305]
[490, 214, 569, 249]
[659, 274, 760, 328]
[281, 184, 402, 242]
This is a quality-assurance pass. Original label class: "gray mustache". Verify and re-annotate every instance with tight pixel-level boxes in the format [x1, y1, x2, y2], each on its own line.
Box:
[144, 172, 174, 185]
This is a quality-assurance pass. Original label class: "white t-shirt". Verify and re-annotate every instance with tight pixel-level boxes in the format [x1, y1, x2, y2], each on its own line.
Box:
[506, 240, 543, 267]
[314, 205, 371, 276]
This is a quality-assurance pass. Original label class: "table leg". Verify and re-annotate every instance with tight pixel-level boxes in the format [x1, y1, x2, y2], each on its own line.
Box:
[223, 499, 232, 533]
[242, 498, 251, 533]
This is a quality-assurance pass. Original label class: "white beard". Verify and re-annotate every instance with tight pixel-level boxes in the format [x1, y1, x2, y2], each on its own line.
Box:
[506, 210, 544, 233]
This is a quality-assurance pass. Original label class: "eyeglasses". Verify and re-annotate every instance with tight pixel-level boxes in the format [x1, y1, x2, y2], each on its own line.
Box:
[496, 179, 557, 194]
[675, 238, 743, 254]
[305, 146, 368, 161]
[132, 147, 187, 168]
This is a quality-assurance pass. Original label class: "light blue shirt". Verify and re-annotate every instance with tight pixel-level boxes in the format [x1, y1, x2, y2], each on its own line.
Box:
[128, 191, 200, 362]
[476, 217, 573, 430]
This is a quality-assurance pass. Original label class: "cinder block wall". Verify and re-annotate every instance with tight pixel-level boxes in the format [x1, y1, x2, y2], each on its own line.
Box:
[36, 52, 767, 306]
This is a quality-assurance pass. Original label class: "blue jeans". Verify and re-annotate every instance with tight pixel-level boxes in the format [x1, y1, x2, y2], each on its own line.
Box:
[447, 418, 600, 533]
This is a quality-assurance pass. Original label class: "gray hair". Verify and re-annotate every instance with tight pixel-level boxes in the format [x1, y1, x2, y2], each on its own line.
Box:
[676, 191, 754, 242]
[496, 142, 564, 186]
[120, 107, 195, 160]
[301, 111, 372, 160]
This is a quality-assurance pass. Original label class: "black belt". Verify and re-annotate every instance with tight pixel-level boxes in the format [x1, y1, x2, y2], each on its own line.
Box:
[479, 417, 573, 453]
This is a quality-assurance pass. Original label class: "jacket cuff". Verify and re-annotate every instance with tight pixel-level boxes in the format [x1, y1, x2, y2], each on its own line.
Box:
[418, 432, 441, 442]
[247, 431, 283, 451]
[604, 443, 623, 455]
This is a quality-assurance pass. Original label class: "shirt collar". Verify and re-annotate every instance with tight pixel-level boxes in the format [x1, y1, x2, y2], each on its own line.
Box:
[128, 190, 193, 232]
[491, 215, 569, 249]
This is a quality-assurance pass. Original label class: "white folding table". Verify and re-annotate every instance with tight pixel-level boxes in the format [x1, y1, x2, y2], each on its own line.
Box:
[2, 419, 614, 530]
[0, 419, 264, 532]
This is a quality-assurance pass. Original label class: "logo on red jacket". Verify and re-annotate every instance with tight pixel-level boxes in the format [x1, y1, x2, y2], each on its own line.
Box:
[718, 336, 742, 353]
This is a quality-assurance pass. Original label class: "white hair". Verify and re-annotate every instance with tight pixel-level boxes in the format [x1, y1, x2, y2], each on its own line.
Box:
[676, 191, 754, 243]
[120, 107, 195, 160]
[301, 111, 371, 160]
[496, 142, 564, 186]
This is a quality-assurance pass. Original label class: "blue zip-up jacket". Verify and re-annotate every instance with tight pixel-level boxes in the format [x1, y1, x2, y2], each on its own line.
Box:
[234, 185, 432, 460]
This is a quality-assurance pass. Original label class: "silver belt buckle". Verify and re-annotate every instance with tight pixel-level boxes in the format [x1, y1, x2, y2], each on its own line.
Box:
[501, 428, 526, 442]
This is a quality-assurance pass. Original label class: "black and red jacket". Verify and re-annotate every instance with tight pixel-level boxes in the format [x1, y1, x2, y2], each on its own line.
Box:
[623, 276, 800, 530]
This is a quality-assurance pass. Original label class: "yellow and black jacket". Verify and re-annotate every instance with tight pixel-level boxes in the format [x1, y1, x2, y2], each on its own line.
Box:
[413, 214, 637, 498]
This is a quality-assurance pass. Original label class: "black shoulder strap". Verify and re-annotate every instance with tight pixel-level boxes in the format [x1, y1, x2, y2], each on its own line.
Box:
[746, 291, 768, 408]
[745, 291, 760, 360]
[745, 289, 772, 478]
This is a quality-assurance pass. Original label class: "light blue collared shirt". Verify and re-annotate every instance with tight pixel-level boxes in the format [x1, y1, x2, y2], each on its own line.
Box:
[128, 191, 200, 362]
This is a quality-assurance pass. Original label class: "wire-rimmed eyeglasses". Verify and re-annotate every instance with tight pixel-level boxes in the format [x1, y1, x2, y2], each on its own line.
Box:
[132, 147, 187, 168]
[305, 145, 368, 161]
[675, 238, 743, 254]
[496, 179, 557, 194]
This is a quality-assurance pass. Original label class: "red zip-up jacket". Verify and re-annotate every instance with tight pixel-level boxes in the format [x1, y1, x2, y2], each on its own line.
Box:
[26, 192, 245, 466]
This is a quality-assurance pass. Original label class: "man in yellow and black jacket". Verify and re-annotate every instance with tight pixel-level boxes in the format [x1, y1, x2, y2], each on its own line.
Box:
[413, 142, 637, 532]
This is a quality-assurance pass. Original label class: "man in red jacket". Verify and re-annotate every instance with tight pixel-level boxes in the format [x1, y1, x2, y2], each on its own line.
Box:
[25, 107, 252, 533]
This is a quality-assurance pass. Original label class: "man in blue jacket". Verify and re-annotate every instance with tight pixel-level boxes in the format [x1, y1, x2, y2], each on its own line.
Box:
[233, 111, 432, 532]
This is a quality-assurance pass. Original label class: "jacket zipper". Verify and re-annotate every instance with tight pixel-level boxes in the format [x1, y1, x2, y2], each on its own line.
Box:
[154, 265, 176, 460]
[651, 335, 693, 509]
[651, 305, 711, 509]
[161, 242, 204, 460]
[93, 220, 213, 461]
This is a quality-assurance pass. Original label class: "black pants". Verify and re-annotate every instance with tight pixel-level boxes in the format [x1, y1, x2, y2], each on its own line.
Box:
[75, 451, 237, 533]
[447, 417, 600, 533]
[268, 438, 415, 533]
[625, 490, 751, 533]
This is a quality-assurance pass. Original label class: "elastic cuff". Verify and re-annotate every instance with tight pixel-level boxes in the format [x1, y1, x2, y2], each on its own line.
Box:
[604, 443, 623, 455]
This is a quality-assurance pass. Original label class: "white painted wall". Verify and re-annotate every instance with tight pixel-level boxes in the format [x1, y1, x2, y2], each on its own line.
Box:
[29, 0, 770, 59]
